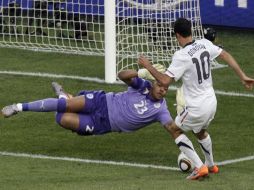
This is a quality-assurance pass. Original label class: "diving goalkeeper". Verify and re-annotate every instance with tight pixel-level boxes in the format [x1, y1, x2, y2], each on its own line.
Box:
[1, 68, 175, 136]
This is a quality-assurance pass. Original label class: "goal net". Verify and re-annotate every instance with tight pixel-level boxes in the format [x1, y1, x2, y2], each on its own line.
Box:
[0, 0, 217, 82]
[0, 0, 105, 56]
[116, 0, 203, 72]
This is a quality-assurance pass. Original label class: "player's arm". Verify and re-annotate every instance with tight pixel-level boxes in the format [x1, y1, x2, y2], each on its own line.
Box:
[163, 121, 182, 139]
[219, 50, 254, 90]
[138, 55, 173, 87]
[118, 70, 138, 86]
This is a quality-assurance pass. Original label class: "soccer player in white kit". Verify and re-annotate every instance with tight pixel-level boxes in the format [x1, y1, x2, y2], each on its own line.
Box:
[138, 18, 254, 180]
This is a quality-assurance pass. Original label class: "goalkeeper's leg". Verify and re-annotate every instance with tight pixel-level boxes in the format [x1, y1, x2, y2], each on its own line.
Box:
[55, 112, 111, 135]
[2, 98, 60, 118]
[55, 112, 80, 133]
[1, 96, 86, 118]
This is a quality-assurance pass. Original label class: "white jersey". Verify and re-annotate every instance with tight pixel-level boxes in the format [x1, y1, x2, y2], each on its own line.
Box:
[165, 39, 222, 132]
[166, 39, 222, 108]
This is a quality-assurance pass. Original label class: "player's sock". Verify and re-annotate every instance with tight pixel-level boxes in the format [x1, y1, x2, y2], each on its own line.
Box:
[21, 98, 67, 112]
[198, 134, 215, 167]
[59, 94, 68, 99]
[16, 103, 23, 111]
[175, 134, 203, 169]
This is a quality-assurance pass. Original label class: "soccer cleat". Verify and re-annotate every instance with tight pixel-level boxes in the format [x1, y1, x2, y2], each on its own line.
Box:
[186, 165, 209, 180]
[1, 104, 19, 118]
[52, 82, 73, 99]
[209, 165, 219, 174]
[52, 82, 65, 97]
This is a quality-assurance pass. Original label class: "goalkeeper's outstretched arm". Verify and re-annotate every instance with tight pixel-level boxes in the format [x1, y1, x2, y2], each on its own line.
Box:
[118, 63, 167, 86]
[118, 70, 138, 86]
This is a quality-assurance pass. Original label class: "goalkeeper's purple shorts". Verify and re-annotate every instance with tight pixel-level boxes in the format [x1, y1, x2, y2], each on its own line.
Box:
[75, 90, 112, 135]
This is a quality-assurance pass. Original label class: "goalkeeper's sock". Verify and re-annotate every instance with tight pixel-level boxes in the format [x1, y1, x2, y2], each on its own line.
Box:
[198, 134, 215, 167]
[175, 134, 203, 169]
[59, 94, 68, 99]
[16, 103, 23, 112]
[21, 98, 66, 112]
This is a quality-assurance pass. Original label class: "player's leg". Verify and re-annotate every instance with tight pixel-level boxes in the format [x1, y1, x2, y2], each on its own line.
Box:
[1, 82, 69, 117]
[173, 108, 210, 180]
[65, 96, 86, 113]
[2, 98, 60, 117]
[55, 112, 111, 135]
[195, 129, 219, 174]
[166, 122, 205, 168]
[52, 82, 105, 114]
[1, 96, 86, 118]
[194, 97, 218, 174]
[52, 81, 88, 113]
[56, 112, 79, 132]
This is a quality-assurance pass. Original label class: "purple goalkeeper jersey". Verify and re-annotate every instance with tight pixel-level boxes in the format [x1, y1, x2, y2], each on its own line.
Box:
[106, 77, 172, 132]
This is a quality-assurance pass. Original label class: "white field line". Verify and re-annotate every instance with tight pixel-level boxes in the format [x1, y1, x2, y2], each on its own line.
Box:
[0, 70, 107, 84]
[0, 151, 253, 171]
[1, 70, 254, 98]
[216, 155, 254, 166]
[0, 151, 179, 171]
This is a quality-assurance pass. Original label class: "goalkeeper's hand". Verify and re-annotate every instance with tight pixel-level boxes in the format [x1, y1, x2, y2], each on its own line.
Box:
[176, 86, 186, 115]
[138, 64, 166, 80]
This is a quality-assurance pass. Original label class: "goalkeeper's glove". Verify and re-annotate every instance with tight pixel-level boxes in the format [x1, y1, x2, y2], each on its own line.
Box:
[138, 64, 166, 80]
[176, 86, 186, 115]
[153, 63, 166, 73]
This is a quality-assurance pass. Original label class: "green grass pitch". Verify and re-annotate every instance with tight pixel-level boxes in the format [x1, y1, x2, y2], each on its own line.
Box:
[0, 28, 254, 190]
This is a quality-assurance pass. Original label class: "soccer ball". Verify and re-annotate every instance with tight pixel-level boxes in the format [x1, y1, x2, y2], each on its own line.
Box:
[177, 152, 194, 172]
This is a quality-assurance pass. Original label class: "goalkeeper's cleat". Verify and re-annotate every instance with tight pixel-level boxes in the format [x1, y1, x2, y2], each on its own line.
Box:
[186, 165, 209, 180]
[1, 104, 19, 118]
[208, 165, 219, 174]
[52, 82, 65, 97]
[52, 82, 73, 99]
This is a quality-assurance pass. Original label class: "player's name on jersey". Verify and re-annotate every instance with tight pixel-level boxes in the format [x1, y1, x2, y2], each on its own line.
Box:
[187, 43, 206, 57]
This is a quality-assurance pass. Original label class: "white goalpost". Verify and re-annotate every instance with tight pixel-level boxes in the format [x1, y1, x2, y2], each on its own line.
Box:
[0, 0, 217, 83]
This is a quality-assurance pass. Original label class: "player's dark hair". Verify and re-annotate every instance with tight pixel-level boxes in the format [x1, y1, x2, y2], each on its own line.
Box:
[174, 18, 192, 37]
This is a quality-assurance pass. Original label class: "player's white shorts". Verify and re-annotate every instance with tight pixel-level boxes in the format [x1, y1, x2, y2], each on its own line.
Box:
[175, 96, 217, 134]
